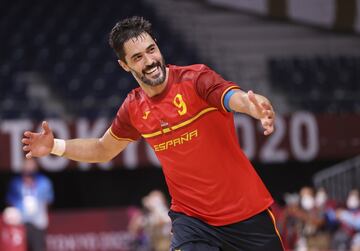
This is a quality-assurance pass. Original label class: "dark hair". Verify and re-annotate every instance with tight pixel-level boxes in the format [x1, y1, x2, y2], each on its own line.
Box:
[109, 16, 155, 62]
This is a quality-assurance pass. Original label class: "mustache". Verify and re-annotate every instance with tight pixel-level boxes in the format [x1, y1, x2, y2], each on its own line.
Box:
[143, 61, 162, 74]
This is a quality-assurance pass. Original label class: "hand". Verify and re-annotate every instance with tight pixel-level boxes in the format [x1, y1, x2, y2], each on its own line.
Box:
[248, 90, 275, 136]
[22, 121, 54, 158]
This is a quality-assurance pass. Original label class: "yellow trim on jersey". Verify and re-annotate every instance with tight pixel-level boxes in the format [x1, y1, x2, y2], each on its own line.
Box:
[141, 107, 218, 139]
[108, 128, 135, 142]
[267, 209, 285, 250]
[142, 130, 163, 138]
[220, 86, 241, 112]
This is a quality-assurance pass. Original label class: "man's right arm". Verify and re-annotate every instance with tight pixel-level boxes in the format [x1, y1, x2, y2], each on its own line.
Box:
[22, 121, 130, 163]
[61, 130, 129, 162]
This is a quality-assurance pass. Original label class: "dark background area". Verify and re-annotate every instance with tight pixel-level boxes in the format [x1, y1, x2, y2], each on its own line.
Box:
[0, 160, 339, 211]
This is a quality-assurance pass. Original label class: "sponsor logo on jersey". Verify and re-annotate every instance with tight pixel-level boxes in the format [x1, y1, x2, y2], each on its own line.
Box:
[142, 111, 150, 119]
[154, 129, 198, 152]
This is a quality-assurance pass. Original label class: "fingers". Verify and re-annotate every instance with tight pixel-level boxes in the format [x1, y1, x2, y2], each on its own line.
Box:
[259, 102, 275, 135]
[22, 138, 31, 144]
[261, 102, 272, 111]
[248, 90, 263, 111]
[248, 90, 276, 135]
[22, 123, 49, 158]
[261, 102, 275, 135]
[22, 136, 33, 156]
[23, 131, 36, 156]
[248, 90, 274, 117]
[262, 104, 275, 121]
[24, 131, 35, 138]
[264, 126, 274, 136]
[42, 121, 51, 134]
[261, 117, 275, 135]
[25, 152, 32, 159]
[23, 145, 31, 151]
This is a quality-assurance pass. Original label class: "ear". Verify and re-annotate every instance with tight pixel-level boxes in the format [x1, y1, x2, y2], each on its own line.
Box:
[118, 59, 130, 72]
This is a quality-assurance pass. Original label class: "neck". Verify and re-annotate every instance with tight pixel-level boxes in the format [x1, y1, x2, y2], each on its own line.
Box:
[139, 67, 169, 97]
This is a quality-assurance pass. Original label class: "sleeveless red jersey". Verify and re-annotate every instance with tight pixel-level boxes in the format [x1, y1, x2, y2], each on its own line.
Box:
[110, 64, 273, 225]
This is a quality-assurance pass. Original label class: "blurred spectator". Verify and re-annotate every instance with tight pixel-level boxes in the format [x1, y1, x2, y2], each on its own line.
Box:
[314, 187, 328, 209]
[278, 192, 301, 250]
[297, 186, 329, 250]
[314, 187, 339, 232]
[0, 207, 26, 251]
[127, 190, 171, 251]
[333, 189, 360, 251]
[6, 158, 54, 251]
[127, 206, 150, 251]
[141, 190, 171, 251]
[352, 233, 360, 251]
[279, 186, 330, 251]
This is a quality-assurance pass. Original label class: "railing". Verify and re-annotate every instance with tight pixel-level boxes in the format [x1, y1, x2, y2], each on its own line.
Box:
[313, 155, 360, 202]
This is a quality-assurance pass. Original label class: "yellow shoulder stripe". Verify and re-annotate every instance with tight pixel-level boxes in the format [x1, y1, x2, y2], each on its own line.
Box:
[142, 107, 217, 139]
[108, 128, 135, 142]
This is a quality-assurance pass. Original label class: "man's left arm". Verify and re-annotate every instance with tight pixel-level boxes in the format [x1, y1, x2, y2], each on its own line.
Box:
[227, 90, 275, 136]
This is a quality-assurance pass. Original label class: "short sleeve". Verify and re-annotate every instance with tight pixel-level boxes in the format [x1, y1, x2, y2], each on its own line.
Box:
[195, 65, 240, 112]
[110, 99, 141, 141]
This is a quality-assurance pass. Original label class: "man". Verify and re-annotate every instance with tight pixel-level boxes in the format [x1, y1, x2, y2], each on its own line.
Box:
[22, 16, 283, 250]
[6, 158, 54, 251]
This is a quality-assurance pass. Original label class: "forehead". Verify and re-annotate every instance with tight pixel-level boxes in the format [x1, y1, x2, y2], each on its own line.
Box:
[123, 33, 155, 57]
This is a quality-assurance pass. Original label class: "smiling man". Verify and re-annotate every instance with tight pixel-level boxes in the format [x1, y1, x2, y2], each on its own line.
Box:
[22, 16, 283, 251]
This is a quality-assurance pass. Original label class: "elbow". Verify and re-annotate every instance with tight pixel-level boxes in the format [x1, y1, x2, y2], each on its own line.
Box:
[94, 143, 116, 163]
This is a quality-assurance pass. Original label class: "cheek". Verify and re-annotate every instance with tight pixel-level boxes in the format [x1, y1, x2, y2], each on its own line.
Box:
[129, 62, 144, 73]
[156, 54, 163, 62]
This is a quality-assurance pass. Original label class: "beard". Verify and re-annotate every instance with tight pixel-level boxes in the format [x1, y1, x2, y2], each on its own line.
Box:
[131, 57, 166, 87]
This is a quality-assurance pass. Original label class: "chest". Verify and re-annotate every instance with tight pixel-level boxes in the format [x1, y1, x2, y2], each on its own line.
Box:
[130, 81, 209, 136]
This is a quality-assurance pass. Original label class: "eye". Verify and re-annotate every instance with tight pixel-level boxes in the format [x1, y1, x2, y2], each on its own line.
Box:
[134, 55, 142, 62]
[149, 46, 155, 53]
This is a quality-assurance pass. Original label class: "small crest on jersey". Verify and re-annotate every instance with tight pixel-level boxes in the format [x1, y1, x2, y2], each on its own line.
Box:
[160, 120, 169, 128]
[142, 111, 150, 119]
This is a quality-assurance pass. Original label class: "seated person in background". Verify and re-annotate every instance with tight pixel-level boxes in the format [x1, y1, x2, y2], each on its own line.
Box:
[6, 159, 54, 251]
[334, 189, 360, 251]
[282, 186, 329, 251]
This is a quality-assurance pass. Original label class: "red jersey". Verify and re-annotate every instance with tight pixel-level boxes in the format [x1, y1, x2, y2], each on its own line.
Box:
[110, 64, 273, 226]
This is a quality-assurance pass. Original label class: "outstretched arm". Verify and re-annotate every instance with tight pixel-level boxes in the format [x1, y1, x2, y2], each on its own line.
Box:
[22, 121, 129, 162]
[228, 90, 275, 135]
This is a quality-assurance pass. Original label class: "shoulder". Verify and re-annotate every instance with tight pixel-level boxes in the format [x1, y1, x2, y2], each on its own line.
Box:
[169, 64, 212, 81]
[170, 64, 209, 72]
[170, 64, 210, 76]
[124, 87, 144, 104]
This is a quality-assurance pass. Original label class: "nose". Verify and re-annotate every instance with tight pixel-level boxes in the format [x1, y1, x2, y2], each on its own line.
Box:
[144, 53, 155, 66]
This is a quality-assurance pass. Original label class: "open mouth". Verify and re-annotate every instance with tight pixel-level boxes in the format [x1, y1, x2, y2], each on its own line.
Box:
[146, 66, 157, 74]
[145, 66, 159, 75]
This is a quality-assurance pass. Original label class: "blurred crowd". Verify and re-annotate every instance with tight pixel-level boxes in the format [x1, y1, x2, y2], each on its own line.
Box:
[126, 187, 360, 251]
[2, 163, 359, 251]
[127, 190, 172, 251]
[273, 186, 360, 251]
[1, 159, 54, 251]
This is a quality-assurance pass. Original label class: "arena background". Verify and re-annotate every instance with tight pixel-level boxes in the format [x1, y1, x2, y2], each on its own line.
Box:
[0, 0, 359, 250]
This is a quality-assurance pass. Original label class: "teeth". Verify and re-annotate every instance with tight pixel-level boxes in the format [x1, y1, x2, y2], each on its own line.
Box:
[146, 66, 157, 74]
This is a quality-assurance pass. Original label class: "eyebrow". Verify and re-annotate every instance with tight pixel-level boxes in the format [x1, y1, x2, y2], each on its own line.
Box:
[130, 43, 156, 60]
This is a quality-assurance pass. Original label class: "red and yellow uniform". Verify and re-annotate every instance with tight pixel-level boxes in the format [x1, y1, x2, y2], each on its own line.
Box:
[110, 64, 273, 226]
